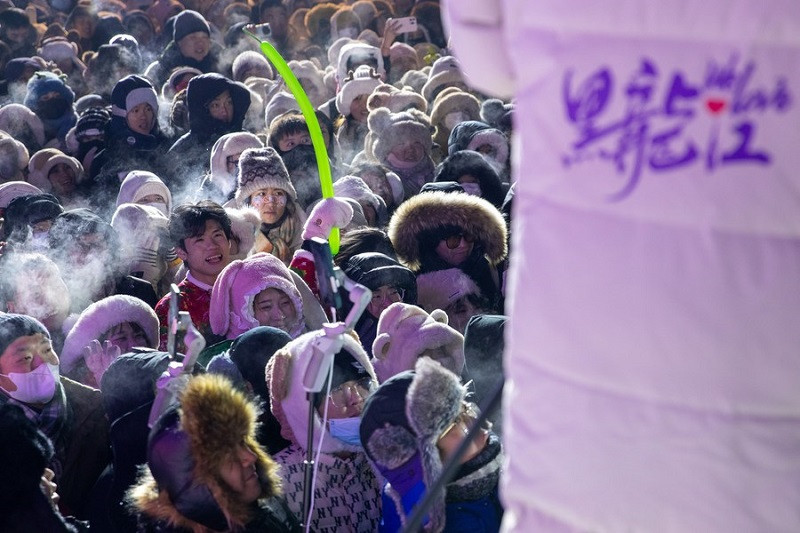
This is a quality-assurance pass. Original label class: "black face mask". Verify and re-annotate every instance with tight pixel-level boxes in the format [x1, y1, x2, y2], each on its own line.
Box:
[38, 97, 70, 120]
[280, 143, 317, 172]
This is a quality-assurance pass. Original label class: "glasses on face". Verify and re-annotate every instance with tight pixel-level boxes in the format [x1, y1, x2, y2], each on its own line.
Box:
[251, 190, 287, 206]
[371, 287, 404, 305]
[443, 233, 474, 250]
[328, 376, 373, 408]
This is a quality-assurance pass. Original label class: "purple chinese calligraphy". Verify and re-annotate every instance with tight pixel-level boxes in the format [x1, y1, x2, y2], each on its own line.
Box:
[562, 54, 792, 201]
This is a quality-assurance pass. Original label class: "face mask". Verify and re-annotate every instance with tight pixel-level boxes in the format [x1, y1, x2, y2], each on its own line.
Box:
[329, 416, 363, 448]
[38, 98, 70, 120]
[0, 363, 59, 404]
[460, 182, 482, 197]
[444, 112, 468, 131]
[29, 231, 50, 250]
[141, 201, 169, 217]
[281, 144, 317, 172]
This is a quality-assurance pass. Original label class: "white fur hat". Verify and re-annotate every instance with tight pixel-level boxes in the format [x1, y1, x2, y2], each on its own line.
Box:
[0, 133, 30, 181]
[422, 56, 464, 102]
[209, 132, 264, 197]
[371, 302, 464, 383]
[336, 42, 384, 85]
[60, 295, 159, 373]
[26, 149, 84, 192]
[266, 328, 378, 452]
[116, 170, 173, 213]
[264, 91, 299, 128]
[335, 64, 382, 116]
[0, 104, 46, 148]
[416, 268, 481, 313]
[209, 252, 305, 339]
[333, 175, 382, 212]
[0, 181, 42, 209]
[327, 37, 355, 70]
[232, 50, 274, 82]
[224, 206, 261, 260]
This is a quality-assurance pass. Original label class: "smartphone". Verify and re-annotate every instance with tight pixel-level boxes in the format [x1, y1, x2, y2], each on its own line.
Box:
[392, 16, 418, 34]
[307, 237, 342, 313]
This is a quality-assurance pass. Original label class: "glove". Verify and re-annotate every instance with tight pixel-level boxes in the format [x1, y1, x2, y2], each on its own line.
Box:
[302, 197, 354, 240]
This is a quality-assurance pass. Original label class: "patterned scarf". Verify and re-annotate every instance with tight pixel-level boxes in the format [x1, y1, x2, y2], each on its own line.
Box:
[446, 432, 503, 503]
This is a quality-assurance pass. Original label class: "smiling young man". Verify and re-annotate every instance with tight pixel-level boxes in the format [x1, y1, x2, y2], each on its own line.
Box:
[155, 201, 233, 350]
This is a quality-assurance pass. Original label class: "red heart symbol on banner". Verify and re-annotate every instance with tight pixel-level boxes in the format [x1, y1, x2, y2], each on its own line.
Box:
[705, 98, 727, 114]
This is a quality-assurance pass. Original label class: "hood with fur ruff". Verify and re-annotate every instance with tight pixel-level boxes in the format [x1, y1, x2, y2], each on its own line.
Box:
[128, 374, 283, 532]
[387, 190, 507, 271]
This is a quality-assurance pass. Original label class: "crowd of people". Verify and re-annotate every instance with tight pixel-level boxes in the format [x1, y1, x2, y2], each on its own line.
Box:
[0, 0, 514, 531]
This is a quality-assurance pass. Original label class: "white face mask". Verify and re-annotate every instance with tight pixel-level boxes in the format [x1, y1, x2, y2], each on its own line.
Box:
[0, 363, 59, 404]
[444, 112, 468, 131]
[460, 182, 482, 197]
[141, 201, 169, 217]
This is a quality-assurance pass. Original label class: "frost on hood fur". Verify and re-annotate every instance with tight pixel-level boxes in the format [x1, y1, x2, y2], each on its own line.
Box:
[60, 294, 159, 373]
[387, 190, 508, 271]
[209, 252, 305, 339]
[127, 374, 283, 532]
[265, 330, 378, 454]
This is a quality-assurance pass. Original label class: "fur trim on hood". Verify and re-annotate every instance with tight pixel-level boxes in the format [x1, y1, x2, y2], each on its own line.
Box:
[225, 206, 261, 260]
[265, 330, 378, 454]
[128, 374, 283, 531]
[61, 294, 159, 373]
[387, 190, 507, 271]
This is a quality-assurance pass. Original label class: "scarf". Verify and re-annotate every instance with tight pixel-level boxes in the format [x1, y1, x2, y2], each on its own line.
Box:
[446, 432, 502, 503]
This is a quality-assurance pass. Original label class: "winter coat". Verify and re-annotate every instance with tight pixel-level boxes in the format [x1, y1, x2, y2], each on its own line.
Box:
[388, 191, 507, 310]
[266, 331, 383, 531]
[167, 74, 251, 188]
[442, 0, 800, 531]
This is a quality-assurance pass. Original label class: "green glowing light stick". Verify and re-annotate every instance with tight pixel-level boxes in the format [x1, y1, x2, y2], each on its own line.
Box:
[243, 27, 339, 253]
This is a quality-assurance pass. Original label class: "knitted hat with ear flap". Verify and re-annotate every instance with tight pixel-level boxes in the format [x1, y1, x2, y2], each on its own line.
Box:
[265, 329, 378, 454]
[235, 146, 297, 207]
[371, 302, 464, 383]
[209, 252, 305, 340]
[26, 148, 84, 192]
[359, 357, 466, 533]
[335, 64, 382, 116]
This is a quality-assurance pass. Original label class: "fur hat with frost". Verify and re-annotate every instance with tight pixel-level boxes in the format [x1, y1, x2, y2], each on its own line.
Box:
[371, 302, 464, 382]
[61, 294, 159, 373]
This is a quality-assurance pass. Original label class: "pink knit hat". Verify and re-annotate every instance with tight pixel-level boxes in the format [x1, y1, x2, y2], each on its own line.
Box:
[209, 252, 305, 339]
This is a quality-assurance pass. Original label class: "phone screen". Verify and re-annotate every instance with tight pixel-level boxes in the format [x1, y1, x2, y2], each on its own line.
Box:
[307, 237, 342, 312]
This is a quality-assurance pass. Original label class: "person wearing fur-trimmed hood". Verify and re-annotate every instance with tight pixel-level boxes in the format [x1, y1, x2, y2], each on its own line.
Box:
[265, 330, 383, 531]
[360, 357, 504, 533]
[387, 190, 508, 311]
[126, 373, 301, 532]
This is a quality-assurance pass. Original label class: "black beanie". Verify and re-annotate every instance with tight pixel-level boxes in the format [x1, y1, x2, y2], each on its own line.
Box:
[173, 10, 210, 42]
[2, 193, 63, 241]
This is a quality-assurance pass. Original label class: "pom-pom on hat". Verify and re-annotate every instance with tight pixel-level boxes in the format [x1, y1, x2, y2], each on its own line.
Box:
[335, 64, 381, 116]
[26, 148, 84, 192]
[235, 146, 296, 206]
[371, 302, 464, 382]
[172, 9, 210, 42]
[209, 252, 304, 339]
[60, 294, 159, 373]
